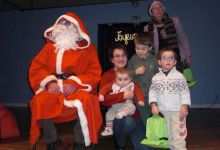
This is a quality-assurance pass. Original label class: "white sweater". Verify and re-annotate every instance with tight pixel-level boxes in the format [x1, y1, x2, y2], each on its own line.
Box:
[149, 67, 191, 111]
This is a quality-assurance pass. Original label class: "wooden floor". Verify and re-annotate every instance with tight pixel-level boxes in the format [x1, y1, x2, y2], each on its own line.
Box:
[0, 107, 220, 150]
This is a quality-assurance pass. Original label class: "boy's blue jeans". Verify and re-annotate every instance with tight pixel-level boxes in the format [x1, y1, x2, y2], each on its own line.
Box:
[113, 116, 152, 150]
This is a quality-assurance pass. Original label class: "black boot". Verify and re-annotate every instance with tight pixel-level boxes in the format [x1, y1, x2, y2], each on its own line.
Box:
[73, 142, 85, 150]
[85, 144, 95, 150]
[47, 138, 61, 150]
[115, 146, 125, 150]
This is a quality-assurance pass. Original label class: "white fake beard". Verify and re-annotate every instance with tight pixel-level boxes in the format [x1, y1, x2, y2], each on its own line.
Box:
[52, 25, 80, 52]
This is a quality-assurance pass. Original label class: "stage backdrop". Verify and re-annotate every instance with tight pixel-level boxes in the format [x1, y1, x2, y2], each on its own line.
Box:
[98, 22, 147, 73]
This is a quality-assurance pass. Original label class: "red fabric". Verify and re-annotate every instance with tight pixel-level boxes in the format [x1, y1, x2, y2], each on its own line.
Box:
[99, 81, 114, 95]
[133, 82, 145, 102]
[99, 81, 144, 103]
[99, 68, 125, 107]
[29, 12, 102, 145]
[99, 68, 116, 89]
[0, 104, 20, 139]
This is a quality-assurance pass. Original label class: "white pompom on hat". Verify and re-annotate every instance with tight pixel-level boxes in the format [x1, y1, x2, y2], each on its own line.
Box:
[148, 0, 165, 16]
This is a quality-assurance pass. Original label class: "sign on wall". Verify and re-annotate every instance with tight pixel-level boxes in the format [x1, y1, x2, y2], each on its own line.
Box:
[98, 22, 147, 72]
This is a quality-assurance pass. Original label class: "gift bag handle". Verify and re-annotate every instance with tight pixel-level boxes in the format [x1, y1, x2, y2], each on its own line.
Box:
[149, 112, 164, 118]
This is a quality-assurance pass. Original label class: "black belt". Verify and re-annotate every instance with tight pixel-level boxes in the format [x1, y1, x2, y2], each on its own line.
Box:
[55, 73, 74, 79]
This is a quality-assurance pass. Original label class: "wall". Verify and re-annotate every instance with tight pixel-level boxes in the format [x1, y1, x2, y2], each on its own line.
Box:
[0, 0, 220, 107]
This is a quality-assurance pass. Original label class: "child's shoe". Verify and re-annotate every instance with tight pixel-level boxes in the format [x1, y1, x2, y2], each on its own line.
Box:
[101, 127, 113, 136]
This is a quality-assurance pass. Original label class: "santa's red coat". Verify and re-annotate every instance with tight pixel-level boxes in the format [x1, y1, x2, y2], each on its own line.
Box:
[29, 12, 102, 146]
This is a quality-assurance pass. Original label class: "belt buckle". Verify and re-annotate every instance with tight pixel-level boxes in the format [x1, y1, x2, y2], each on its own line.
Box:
[63, 74, 69, 79]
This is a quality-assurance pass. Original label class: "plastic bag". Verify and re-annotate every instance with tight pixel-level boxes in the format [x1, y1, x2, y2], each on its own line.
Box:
[183, 67, 197, 88]
[141, 113, 169, 149]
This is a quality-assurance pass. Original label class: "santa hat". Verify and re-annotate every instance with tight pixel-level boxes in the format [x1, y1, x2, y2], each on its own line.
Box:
[44, 12, 90, 49]
[148, 0, 165, 16]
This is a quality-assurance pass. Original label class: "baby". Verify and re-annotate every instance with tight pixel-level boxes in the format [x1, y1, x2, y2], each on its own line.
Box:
[99, 68, 144, 136]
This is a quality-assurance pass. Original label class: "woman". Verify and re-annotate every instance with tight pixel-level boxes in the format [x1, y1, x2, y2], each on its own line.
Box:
[144, 0, 191, 72]
[99, 43, 151, 150]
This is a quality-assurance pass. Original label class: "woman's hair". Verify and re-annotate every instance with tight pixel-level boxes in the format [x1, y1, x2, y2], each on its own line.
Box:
[108, 43, 127, 62]
[115, 68, 132, 79]
[134, 32, 153, 46]
[157, 47, 177, 60]
[148, 0, 165, 17]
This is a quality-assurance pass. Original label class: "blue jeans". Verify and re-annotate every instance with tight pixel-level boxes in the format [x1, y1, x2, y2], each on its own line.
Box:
[113, 116, 152, 150]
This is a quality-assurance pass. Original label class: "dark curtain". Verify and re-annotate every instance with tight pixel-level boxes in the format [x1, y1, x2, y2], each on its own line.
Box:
[98, 22, 148, 73]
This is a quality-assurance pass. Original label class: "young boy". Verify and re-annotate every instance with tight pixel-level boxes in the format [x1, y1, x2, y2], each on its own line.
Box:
[149, 48, 191, 150]
[127, 32, 158, 124]
[99, 68, 145, 136]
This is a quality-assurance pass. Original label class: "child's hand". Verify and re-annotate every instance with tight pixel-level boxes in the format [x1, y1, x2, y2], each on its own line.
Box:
[180, 105, 188, 119]
[151, 104, 159, 115]
[99, 94, 104, 102]
[124, 90, 134, 99]
[135, 66, 145, 75]
[138, 101, 145, 106]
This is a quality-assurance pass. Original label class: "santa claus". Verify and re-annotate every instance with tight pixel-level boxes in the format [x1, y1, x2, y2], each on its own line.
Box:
[29, 12, 102, 150]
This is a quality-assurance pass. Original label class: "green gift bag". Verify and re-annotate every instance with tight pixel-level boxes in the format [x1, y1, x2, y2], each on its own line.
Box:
[141, 113, 169, 149]
[183, 67, 197, 88]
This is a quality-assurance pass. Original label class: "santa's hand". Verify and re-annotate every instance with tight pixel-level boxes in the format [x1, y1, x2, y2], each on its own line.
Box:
[64, 100, 75, 108]
[99, 94, 104, 102]
[138, 101, 145, 106]
[46, 81, 60, 94]
[63, 83, 77, 97]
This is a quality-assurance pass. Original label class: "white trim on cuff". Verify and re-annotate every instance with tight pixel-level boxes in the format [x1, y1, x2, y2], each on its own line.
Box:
[68, 76, 92, 92]
[35, 75, 57, 94]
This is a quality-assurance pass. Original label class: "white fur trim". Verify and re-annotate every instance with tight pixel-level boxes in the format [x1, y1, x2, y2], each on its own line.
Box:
[63, 99, 90, 146]
[68, 76, 92, 92]
[111, 82, 134, 94]
[35, 75, 57, 94]
[44, 15, 90, 49]
[36, 89, 43, 94]
[63, 99, 74, 107]
[56, 50, 64, 74]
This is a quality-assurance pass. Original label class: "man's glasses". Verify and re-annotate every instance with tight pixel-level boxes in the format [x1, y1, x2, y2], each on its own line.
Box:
[58, 18, 72, 26]
[161, 56, 175, 61]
